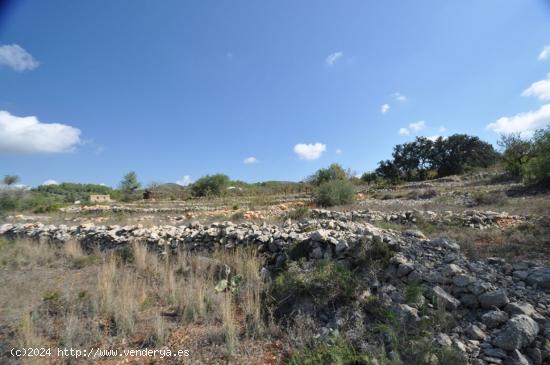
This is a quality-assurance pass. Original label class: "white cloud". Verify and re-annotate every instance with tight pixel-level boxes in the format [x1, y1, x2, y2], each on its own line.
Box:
[538, 45, 550, 61]
[380, 104, 390, 114]
[335, 148, 342, 155]
[0, 44, 39, 71]
[398, 121, 426, 136]
[42, 179, 59, 186]
[426, 135, 441, 142]
[0, 110, 81, 153]
[294, 143, 326, 160]
[176, 175, 193, 186]
[438, 126, 447, 132]
[392, 92, 407, 102]
[522, 73, 550, 101]
[486, 104, 550, 136]
[243, 156, 258, 164]
[325, 52, 343, 66]
[409, 120, 426, 131]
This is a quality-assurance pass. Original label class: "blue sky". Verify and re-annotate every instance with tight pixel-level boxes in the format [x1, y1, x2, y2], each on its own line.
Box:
[1, 0, 550, 187]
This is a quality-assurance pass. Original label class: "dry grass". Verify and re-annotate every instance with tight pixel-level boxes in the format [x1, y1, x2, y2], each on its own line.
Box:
[0, 237, 280, 363]
[63, 239, 83, 259]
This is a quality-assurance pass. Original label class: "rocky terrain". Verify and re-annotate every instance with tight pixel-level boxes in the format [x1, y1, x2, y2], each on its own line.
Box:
[1, 206, 550, 364]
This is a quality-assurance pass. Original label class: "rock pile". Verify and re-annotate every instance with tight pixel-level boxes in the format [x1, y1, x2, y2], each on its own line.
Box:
[311, 208, 527, 229]
[1, 217, 549, 364]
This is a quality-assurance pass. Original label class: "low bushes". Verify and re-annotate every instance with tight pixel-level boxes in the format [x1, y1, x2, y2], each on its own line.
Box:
[272, 260, 356, 315]
[314, 180, 355, 207]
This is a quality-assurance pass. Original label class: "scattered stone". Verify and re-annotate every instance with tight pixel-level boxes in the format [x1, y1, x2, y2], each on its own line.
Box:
[482, 310, 509, 329]
[467, 324, 487, 340]
[526, 268, 550, 290]
[504, 302, 537, 317]
[479, 289, 510, 309]
[429, 286, 461, 310]
[492, 315, 539, 351]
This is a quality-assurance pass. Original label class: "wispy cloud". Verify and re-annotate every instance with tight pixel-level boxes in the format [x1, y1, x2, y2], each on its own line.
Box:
[426, 135, 442, 142]
[438, 126, 447, 132]
[409, 120, 426, 131]
[335, 148, 342, 155]
[176, 175, 193, 186]
[0, 44, 39, 71]
[522, 73, 550, 101]
[380, 104, 390, 114]
[294, 143, 326, 160]
[243, 156, 258, 164]
[0, 110, 81, 153]
[42, 179, 59, 186]
[392, 92, 407, 102]
[325, 52, 343, 66]
[486, 104, 550, 136]
[538, 45, 550, 61]
[398, 120, 426, 136]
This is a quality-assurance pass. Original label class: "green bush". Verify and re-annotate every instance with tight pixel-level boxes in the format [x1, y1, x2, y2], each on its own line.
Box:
[524, 127, 550, 186]
[308, 163, 348, 186]
[314, 180, 355, 207]
[0, 191, 19, 213]
[190, 174, 230, 197]
[273, 261, 356, 309]
[288, 336, 372, 365]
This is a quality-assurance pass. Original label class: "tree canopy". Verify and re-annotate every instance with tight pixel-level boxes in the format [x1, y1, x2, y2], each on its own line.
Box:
[375, 134, 498, 182]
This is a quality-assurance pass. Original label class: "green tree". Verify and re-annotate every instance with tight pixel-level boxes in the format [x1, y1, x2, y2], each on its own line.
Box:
[431, 134, 498, 177]
[375, 134, 498, 181]
[498, 133, 531, 178]
[308, 163, 348, 186]
[360, 172, 378, 185]
[190, 174, 230, 197]
[524, 127, 550, 186]
[119, 171, 141, 195]
[3, 175, 20, 186]
[375, 160, 401, 183]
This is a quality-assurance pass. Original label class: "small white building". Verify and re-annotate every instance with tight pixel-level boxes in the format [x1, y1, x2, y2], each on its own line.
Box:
[89, 194, 111, 203]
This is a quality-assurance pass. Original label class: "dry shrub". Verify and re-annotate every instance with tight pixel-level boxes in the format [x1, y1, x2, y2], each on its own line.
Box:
[171, 252, 220, 323]
[97, 256, 146, 336]
[222, 293, 238, 356]
[132, 240, 149, 272]
[18, 313, 47, 365]
[11, 239, 58, 267]
[212, 248, 264, 335]
[471, 191, 507, 206]
[64, 239, 83, 259]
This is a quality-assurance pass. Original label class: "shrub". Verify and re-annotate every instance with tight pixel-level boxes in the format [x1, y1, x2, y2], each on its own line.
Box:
[471, 191, 507, 206]
[190, 174, 230, 197]
[286, 207, 311, 220]
[272, 261, 356, 312]
[498, 133, 531, 178]
[407, 188, 437, 200]
[0, 191, 19, 213]
[314, 180, 355, 207]
[288, 336, 371, 365]
[308, 163, 348, 186]
[524, 127, 550, 187]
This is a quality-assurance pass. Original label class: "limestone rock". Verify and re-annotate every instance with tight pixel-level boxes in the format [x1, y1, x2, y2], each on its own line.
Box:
[492, 315, 539, 351]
